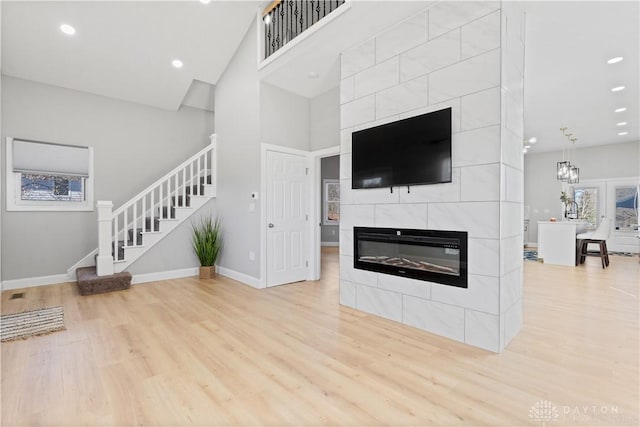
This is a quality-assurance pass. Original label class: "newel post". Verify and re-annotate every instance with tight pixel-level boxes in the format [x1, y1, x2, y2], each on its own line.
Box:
[96, 200, 114, 276]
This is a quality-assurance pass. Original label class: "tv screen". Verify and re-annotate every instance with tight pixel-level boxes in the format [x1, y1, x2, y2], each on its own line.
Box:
[351, 107, 452, 189]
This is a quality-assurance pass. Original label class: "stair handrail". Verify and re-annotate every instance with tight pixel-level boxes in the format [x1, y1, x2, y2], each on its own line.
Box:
[113, 135, 217, 217]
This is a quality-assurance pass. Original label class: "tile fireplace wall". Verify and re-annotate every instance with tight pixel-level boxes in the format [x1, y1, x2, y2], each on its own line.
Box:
[338, 1, 524, 352]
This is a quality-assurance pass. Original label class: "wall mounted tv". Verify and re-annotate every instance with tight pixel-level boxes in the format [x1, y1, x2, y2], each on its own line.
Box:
[351, 107, 452, 189]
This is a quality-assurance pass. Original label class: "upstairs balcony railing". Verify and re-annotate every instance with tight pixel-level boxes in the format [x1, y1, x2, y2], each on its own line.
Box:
[262, 0, 346, 59]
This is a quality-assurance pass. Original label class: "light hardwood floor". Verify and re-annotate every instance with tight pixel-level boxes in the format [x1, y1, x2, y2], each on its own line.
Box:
[2, 248, 638, 426]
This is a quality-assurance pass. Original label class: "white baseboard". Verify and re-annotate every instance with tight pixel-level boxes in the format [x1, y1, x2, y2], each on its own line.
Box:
[216, 266, 262, 289]
[321, 242, 339, 247]
[2, 266, 262, 292]
[2, 274, 71, 291]
[131, 267, 198, 285]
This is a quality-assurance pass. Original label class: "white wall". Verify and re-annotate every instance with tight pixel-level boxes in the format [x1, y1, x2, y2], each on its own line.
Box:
[261, 82, 310, 149]
[524, 140, 640, 245]
[310, 87, 340, 151]
[1, 75, 215, 282]
[214, 20, 262, 280]
[338, 1, 524, 352]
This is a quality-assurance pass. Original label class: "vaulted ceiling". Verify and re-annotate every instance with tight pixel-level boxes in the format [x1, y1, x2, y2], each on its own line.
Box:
[2, 1, 638, 153]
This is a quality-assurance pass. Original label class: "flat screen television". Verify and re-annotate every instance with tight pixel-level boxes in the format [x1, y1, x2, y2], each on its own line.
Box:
[351, 107, 452, 189]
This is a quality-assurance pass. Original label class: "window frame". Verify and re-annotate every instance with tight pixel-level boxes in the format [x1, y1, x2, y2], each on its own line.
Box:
[5, 137, 94, 212]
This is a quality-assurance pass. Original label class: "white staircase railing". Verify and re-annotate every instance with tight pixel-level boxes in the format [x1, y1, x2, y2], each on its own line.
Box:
[95, 135, 217, 276]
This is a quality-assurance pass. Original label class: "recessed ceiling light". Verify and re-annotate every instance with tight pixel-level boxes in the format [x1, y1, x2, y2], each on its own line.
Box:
[528, 137, 537, 144]
[200, 0, 211, 3]
[607, 56, 624, 64]
[172, 59, 183, 69]
[614, 107, 627, 113]
[308, 71, 320, 79]
[618, 131, 628, 136]
[616, 122, 628, 126]
[524, 145, 531, 149]
[611, 86, 625, 92]
[263, 14, 272, 25]
[60, 24, 76, 35]
[522, 148, 528, 154]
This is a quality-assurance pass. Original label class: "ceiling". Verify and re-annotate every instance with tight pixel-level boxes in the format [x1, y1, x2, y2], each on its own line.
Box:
[1, 1, 638, 153]
[1, 1, 260, 111]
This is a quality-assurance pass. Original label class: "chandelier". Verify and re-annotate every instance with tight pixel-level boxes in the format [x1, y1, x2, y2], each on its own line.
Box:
[557, 127, 579, 183]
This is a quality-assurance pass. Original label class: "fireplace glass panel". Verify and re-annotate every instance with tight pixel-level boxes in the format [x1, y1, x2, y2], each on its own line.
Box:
[354, 227, 467, 288]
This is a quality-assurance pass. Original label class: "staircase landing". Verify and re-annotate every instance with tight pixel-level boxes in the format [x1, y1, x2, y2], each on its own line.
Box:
[76, 267, 131, 296]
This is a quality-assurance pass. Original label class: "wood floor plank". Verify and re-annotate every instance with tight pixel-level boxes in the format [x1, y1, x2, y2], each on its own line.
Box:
[1, 248, 638, 426]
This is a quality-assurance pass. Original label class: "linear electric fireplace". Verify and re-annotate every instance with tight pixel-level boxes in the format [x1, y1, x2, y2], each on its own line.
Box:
[354, 227, 468, 288]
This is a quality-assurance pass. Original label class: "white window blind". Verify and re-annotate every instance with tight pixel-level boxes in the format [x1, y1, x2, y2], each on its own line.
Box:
[12, 139, 90, 177]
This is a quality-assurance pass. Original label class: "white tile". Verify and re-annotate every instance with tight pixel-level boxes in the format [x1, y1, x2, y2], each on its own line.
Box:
[503, 298, 523, 346]
[354, 57, 399, 99]
[340, 129, 352, 154]
[429, 49, 500, 105]
[340, 280, 357, 308]
[460, 87, 500, 131]
[428, 202, 500, 239]
[460, 163, 501, 201]
[341, 95, 375, 128]
[353, 187, 399, 205]
[400, 29, 460, 82]
[403, 295, 465, 343]
[468, 238, 500, 277]
[461, 10, 501, 59]
[504, 165, 523, 203]
[342, 39, 375, 79]
[399, 168, 461, 203]
[398, 98, 462, 134]
[340, 153, 352, 180]
[340, 204, 375, 229]
[503, 85, 523, 138]
[375, 75, 429, 119]
[500, 267, 522, 311]
[376, 11, 429, 63]
[465, 310, 501, 352]
[339, 228, 354, 256]
[353, 115, 400, 132]
[500, 127, 523, 171]
[431, 274, 499, 314]
[340, 255, 378, 287]
[357, 285, 403, 323]
[429, 1, 501, 39]
[378, 274, 431, 299]
[374, 204, 427, 229]
[340, 76, 355, 104]
[501, 202, 522, 239]
[452, 125, 501, 167]
[340, 179, 354, 205]
[500, 235, 523, 276]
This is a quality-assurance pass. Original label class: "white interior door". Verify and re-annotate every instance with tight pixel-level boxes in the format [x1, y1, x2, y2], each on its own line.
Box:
[266, 150, 308, 287]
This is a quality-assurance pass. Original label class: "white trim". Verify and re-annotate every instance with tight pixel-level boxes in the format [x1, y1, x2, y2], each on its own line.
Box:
[321, 242, 339, 247]
[2, 274, 70, 291]
[5, 137, 95, 212]
[261, 143, 314, 287]
[131, 267, 198, 285]
[310, 145, 340, 281]
[216, 266, 262, 289]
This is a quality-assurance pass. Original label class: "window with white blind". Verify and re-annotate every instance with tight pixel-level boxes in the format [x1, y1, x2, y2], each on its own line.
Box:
[5, 137, 94, 211]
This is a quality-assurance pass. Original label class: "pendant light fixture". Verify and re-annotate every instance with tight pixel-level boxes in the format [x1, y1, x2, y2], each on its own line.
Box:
[557, 127, 579, 183]
[557, 127, 571, 181]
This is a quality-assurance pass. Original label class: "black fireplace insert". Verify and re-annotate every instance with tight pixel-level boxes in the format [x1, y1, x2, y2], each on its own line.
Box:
[354, 227, 468, 288]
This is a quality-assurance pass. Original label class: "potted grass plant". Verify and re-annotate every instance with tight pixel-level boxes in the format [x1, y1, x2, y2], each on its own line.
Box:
[192, 216, 222, 279]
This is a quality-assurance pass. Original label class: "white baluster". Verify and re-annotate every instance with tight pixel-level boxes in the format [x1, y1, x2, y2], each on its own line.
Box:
[159, 181, 163, 219]
[133, 201, 137, 246]
[142, 194, 146, 234]
[150, 188, 155, 232]
[114, 214, 119, 261]
[204, 150, 208, 185]
[182, 168, 186, 207]
[197, 156, 202, 195]
[123, 207, 128, 250]
[190, 162, 195, 196]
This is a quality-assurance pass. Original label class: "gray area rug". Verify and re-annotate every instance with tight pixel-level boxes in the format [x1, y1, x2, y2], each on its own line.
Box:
[1, 306, 65, 342]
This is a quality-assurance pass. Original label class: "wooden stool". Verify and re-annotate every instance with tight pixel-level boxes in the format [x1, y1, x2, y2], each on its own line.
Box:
[579, 239, 610, 268]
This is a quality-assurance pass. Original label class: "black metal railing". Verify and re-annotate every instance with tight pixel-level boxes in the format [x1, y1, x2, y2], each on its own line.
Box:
[262, 0, 346, 59]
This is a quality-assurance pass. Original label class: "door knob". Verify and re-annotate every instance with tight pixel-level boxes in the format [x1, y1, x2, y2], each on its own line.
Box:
[268, 223, 275, 228]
